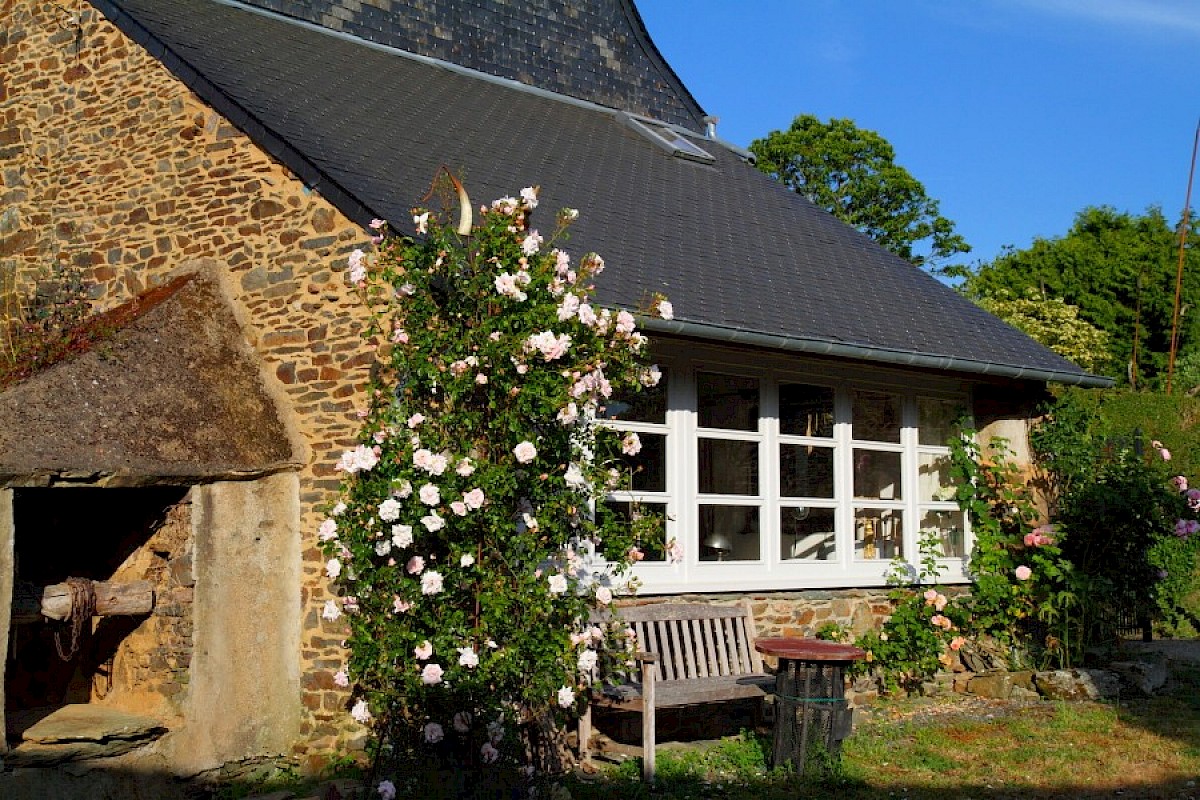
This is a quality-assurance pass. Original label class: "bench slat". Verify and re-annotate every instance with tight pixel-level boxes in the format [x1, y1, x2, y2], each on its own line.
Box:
[690, 618, 708, 678]
[681, 618, 699, 679]
[655, 620, 674, 680]
[735, 616, 753, 674]
[700, 618, 720, 676]
[670, 619, 688, 680]
[618, 603, 751, 622]
[642, 620, 658, 670]
[593, 674, 774, 709]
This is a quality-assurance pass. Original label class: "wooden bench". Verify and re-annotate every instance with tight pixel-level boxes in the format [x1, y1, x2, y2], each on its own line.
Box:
[579, 602, 773, 782]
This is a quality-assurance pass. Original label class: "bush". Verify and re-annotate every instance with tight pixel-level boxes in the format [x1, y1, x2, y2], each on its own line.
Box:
[320, 181, 671, 781]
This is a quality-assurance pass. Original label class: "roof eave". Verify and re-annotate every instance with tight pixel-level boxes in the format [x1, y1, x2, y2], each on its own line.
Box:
[639, 317, 1115, 388]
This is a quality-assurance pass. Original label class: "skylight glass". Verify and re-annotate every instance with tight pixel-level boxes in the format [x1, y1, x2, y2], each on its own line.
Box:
[621, 114, 715, 164]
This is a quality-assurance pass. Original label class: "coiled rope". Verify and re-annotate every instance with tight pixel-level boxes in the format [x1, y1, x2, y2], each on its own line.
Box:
[54, 577, 96, 661]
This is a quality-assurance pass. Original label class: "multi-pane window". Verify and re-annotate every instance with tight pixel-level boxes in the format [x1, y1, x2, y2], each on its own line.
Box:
[916, 397, 966, 557]
[609, 354, 972, 592]
[778, 383, 836, 561]
[696, 372, 761, 561]
[603, 369, 670, 560]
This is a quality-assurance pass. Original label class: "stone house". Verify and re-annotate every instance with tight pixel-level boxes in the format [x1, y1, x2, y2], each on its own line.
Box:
[0, 0, 1107, 779]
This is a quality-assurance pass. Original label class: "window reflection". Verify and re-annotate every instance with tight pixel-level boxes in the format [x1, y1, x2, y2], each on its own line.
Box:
[697, 372, 758, 431]
[699, 505, 759, 561]
[780, 383, 834, 437]
[780, 506, 836, 560]
[853, 390, 901, 443]
[698, 439, 758, 495]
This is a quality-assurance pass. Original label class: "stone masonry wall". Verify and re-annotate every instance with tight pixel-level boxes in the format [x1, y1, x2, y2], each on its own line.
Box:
[1, 1, 374, 762]
[102, 493, 194, 719]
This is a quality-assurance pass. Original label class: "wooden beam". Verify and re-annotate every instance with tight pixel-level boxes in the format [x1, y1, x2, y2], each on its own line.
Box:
[12, 580, 154, 624]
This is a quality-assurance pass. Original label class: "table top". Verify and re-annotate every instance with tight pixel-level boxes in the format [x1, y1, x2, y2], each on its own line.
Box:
[754, 637, 867, 662]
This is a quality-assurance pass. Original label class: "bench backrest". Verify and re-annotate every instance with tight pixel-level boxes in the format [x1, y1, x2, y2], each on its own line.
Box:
[618, 602, 764, 680]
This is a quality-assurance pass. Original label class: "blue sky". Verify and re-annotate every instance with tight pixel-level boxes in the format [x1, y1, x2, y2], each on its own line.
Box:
[637, 0, 1199, 268]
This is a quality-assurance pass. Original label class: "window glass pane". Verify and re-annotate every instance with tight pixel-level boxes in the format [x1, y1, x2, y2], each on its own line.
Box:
[600, 368, 668, 424]
[621, 433, 666, 492]
[698, 505, 759, 561]
[854, 508, 903, 561]
[780, 507, 836, 561]
[780, 444, 834, 498]
[780, 383, 834, 437]
[918, 397, 961, 446]
[853, 449, 902, 500]
[698, 439, 759, 495]
[917, 452, 955, 503]
[697, 372, 758, 431]
[601, 501, 668, 561]
[919, 509, 966, 558]
[852, 390, 901, 443]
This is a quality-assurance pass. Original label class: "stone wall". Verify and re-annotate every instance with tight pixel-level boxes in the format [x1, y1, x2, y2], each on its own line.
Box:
[103, 493, 194, 719]
[1, 1, 375, 760]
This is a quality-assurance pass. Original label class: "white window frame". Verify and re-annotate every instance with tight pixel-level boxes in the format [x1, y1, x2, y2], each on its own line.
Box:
[612, 342, 974, 595]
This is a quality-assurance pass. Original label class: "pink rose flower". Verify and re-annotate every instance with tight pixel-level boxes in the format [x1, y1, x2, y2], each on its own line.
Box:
[513, 441, 537, 464]
[407, 555, 425, 574]
[1015, 565, 1033, 581]
[421, 663, 444, 685]
[423, 721, 444, 743]
[463, 488, 485, 510]
[415, 640, 433, 660]
[419, 483, 441, 506]
[421, 570, 444, 595]
[350, 698, 372, 724]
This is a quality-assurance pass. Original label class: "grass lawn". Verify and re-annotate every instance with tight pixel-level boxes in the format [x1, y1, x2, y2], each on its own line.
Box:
[566, 661, 1200, 800]
[205, 659, 1200, 799]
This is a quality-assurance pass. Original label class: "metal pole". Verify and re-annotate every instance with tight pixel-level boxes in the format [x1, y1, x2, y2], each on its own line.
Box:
[1167, 119, 1199, 395]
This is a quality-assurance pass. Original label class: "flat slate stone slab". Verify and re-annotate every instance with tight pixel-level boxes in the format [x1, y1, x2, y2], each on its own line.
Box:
[5, 705, 166, 767]
[22, 704, 166, 744]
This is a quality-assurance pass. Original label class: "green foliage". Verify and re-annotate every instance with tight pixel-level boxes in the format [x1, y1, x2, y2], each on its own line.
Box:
[748, 115, 970, 271]
[964, 205, 1200, 384]
[854, 531, 967, 692]
[1032, 389, 1200, 640]
[948, 431, 1080, 668]
[1055, 442, 1200, 639]
[322, 184, 669, 776]
[977, 288, 1111, 373]
[0, 258, 97, 388]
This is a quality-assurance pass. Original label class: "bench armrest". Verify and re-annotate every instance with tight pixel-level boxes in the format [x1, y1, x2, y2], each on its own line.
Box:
[634, 651, 658, 664]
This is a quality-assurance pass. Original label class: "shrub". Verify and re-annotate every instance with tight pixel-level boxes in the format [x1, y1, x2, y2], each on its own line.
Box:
[319, 181, 671, 780]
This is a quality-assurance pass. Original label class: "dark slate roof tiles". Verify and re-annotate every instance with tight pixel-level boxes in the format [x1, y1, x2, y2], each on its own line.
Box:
[95, 0, 1104, 385]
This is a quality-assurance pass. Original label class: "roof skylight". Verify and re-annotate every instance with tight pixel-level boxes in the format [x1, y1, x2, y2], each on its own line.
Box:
[620, 114, 715, 164]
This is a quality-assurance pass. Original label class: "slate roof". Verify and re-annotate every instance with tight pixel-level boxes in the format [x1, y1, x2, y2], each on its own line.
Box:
[233, 0, 707, 131]
[93, 0, 1108, 387]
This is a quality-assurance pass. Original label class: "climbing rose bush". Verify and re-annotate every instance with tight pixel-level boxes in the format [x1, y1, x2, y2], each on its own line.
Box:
[319, 184, 669, 772]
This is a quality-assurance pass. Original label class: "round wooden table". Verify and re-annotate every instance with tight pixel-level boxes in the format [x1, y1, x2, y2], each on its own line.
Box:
[754, 638, 866, 774]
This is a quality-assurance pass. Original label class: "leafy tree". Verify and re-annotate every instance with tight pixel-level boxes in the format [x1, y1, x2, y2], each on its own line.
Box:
[749, 114, 970, 271]
[965, 206, 1200, 384]
[977, 289, 1111, 373]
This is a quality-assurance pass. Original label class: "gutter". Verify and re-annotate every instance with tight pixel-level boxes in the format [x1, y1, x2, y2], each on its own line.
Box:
[638, 317, 1115, 389]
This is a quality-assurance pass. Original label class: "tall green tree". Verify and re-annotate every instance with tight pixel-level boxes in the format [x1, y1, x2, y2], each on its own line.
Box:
[749, 114, 970, 271]
[965, 206, 1200, 384]
[977, 289, 1110, 374]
